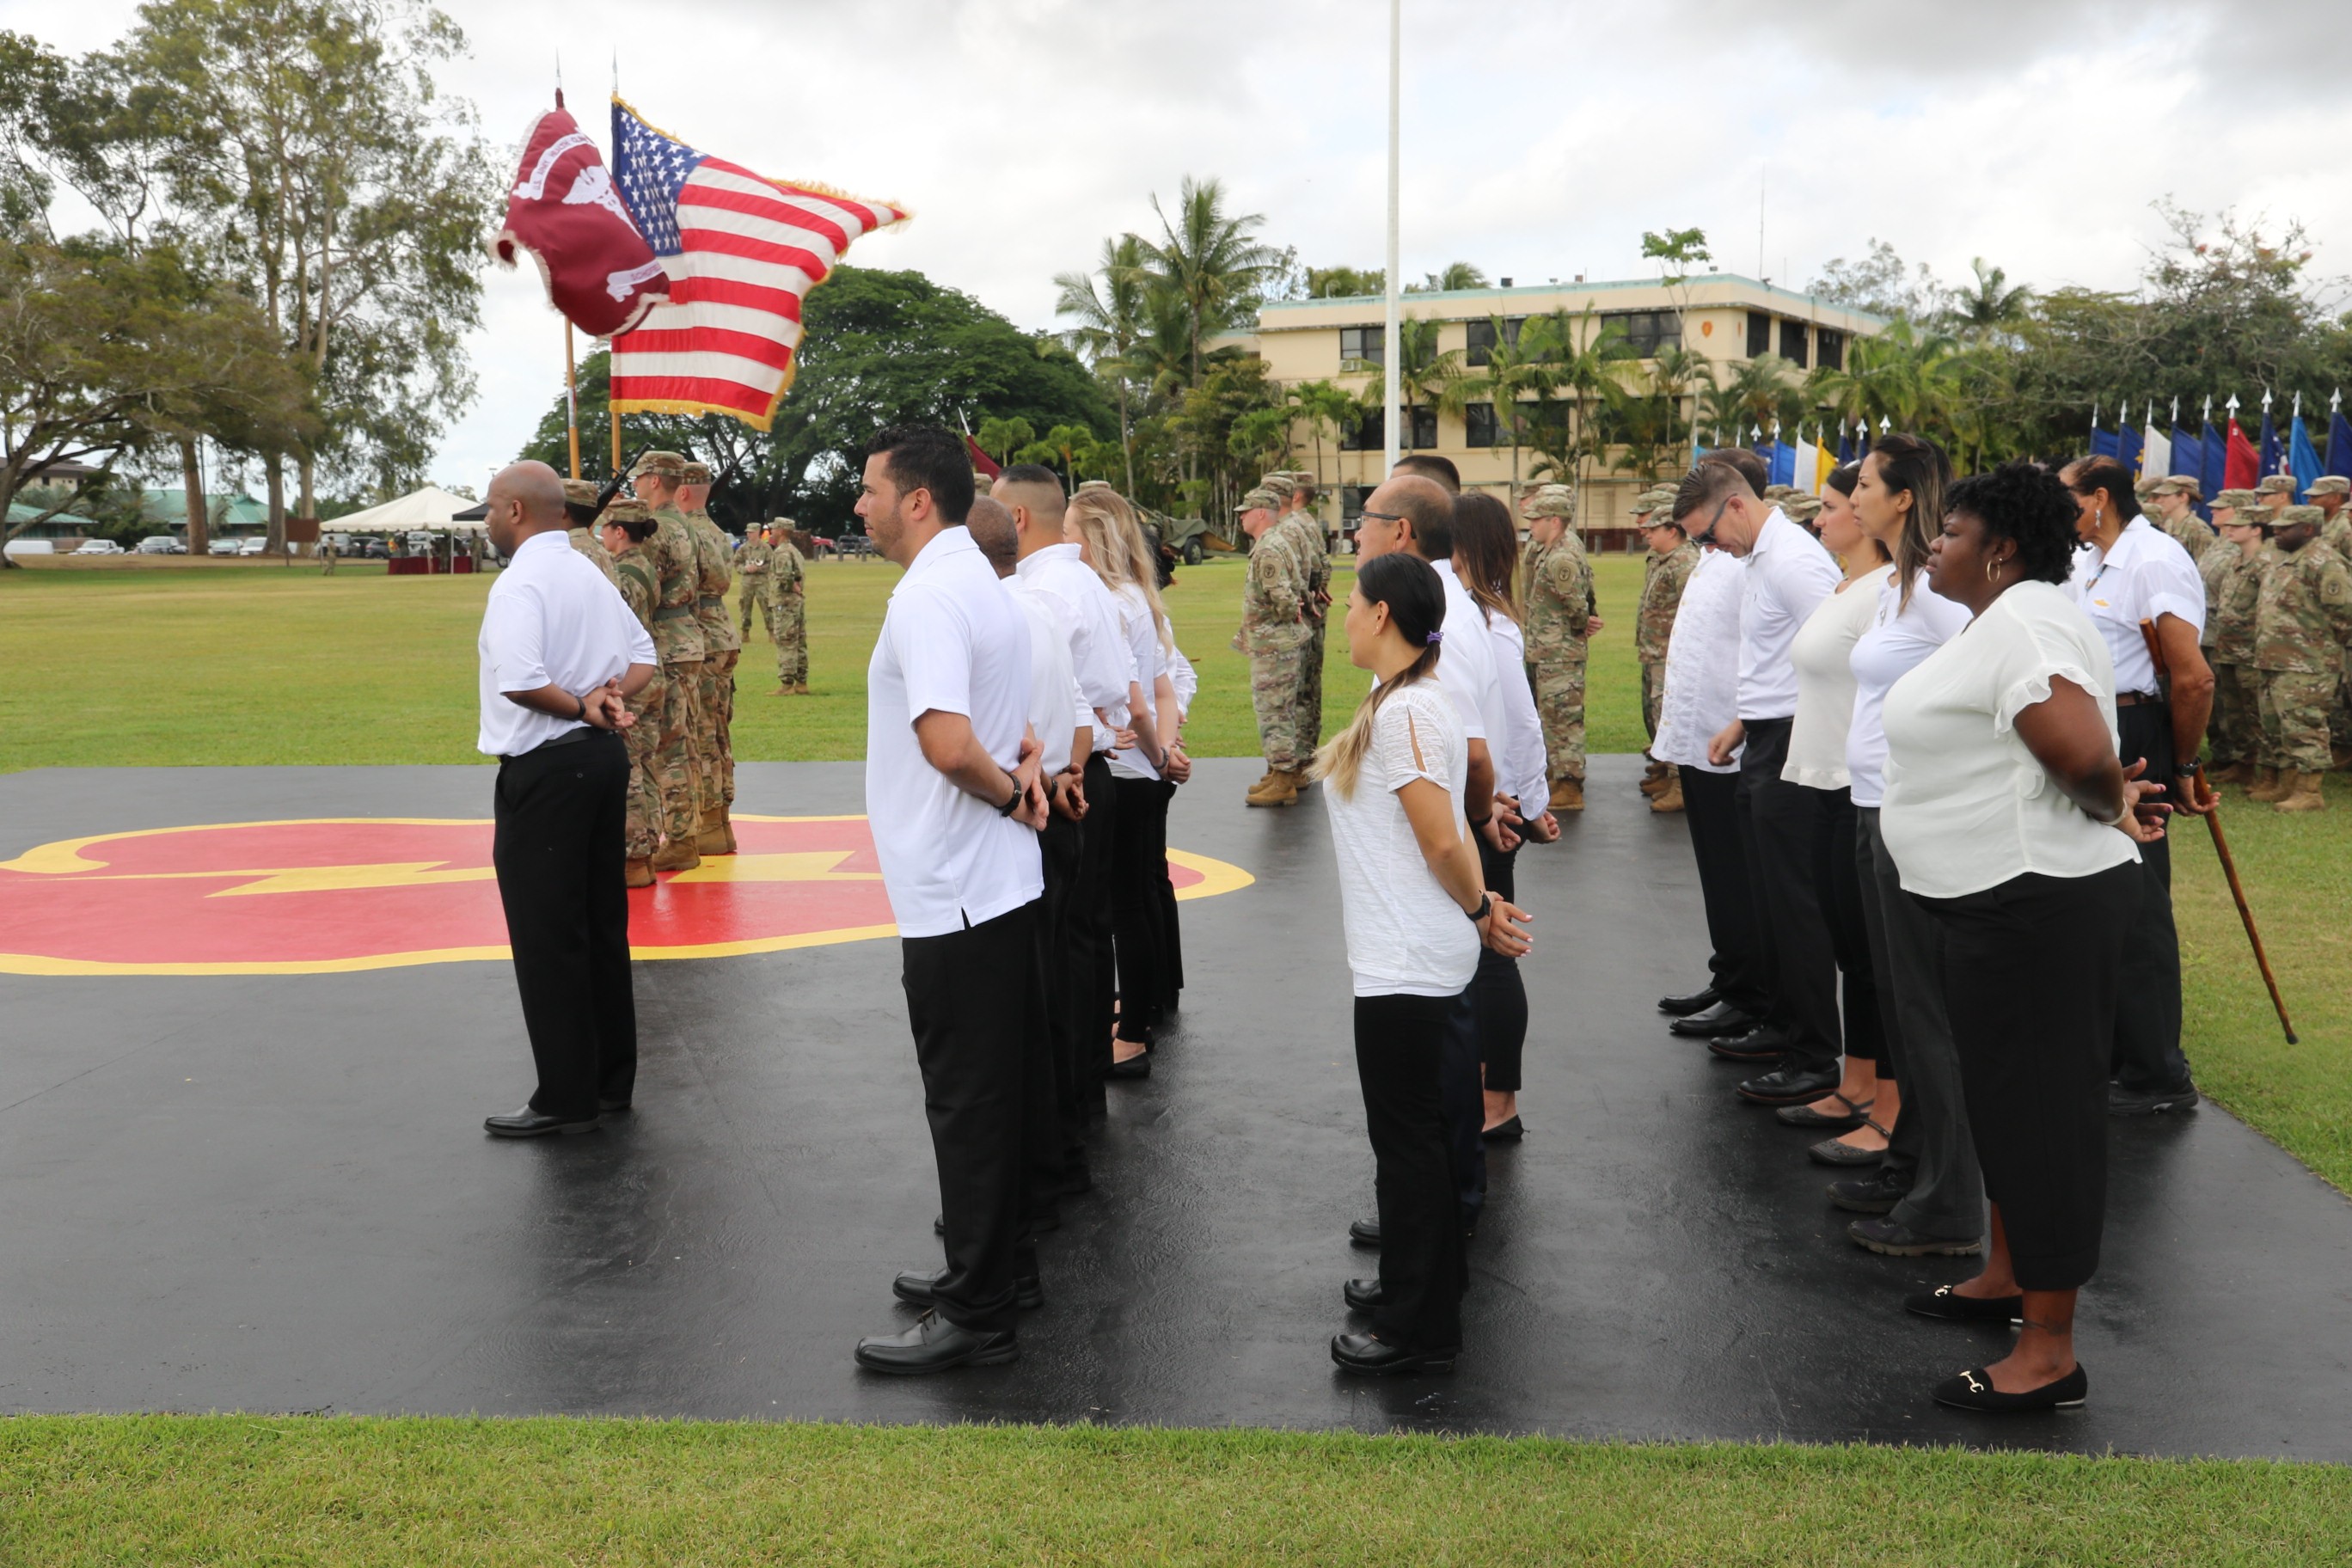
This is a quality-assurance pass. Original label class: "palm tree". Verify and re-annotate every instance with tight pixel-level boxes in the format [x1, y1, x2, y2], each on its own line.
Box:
[1646, 344, 1716, 462]
[1356, 317, 1463, 482]
[1945, 257, 2033, 346]
[1455, 315, 1553, 497]
[1407, 261, 1488, 292]
[1810, 321, 1960, 433]
[1520, 307, 1635, 501]
[1286, 378, 1353, 496]
[1718, 354, 1799, 432]
[1055, 234, 1152, 493]
[1133, 175, 1282, 390]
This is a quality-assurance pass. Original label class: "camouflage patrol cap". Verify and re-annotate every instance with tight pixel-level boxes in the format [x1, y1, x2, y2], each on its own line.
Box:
[1522, 487, 1577, 519]
[2306, 475, 2349, 498]
[680, 460, 713, 485]
[602, 499, 652, 524]
[1283, 470, 1317, 489]
[2255, 474, 2296, 497]
[1781, 494, 1822, 523]
[1763, 484, 1798, 501]
[1256, 474, 1296, 499]
[1235, 487, 1281, 513]
[2210, 488, 2260, 516]
[561, 479, 598, 507]
[2149, 474, 2202, 500]
[631, 450, 686, 479]
[2133, 474, 2162, 498]
[2277, 505, 2324, 527]
[771, 517, 797, 530]
[1637, 486, 1679, 511]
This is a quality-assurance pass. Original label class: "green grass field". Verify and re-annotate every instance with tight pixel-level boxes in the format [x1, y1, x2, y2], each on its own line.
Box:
[5, 554, 2349, 1556]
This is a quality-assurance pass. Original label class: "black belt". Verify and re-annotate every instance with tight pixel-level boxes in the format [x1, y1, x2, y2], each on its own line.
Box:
[2115, 691, 2164, 708]
[653, 605, 694, 621]
[501, 725, 601, 763]
[697, 596, 722, 609]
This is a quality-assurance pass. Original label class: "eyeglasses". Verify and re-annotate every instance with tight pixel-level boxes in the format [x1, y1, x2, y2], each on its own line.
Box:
[1357, 506, 1405, 524]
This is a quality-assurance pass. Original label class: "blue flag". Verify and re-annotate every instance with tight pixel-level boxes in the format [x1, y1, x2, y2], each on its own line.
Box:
[2331, 411, 2352, 481]
[1835, 427, 1855, 464]
[2290, 416, 2321, 499]
[1769, 442, 1796, 488]
[2260, 410, 2281, 481]
[2171, 424, 2208, 520]
[2116, 423, 2141, 477]
[2202, 420, 2226, 500]
[2090, 416, 2118, 461]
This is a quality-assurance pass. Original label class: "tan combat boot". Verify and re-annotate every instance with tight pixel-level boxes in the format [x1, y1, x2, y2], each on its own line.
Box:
[2247, 765, 2288, 802]
[1247, 764, 1277, 793]
[1246, 769, 1300, 807]
[625, 856, 656, 889]
[771, 684, 792, 696]
[1649, 774, 1685, 814]
[1548, 778, 1585, 812]
[2206, 760, 2252, 788]
[695, 806, 737, 855]
[2275, 771, 2329, 812]
[651, 837, 701, 873]
[792, 682, 810, 695]
[1638, 760, 1670, 797]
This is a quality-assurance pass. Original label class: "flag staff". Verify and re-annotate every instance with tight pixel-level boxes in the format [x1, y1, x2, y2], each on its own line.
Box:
[1381, 0, 1401, 475]
[564, 322, 582, 481]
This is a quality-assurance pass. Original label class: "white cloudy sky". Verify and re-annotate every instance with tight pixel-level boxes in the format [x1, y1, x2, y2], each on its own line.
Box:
[9, 0, 2349, 491]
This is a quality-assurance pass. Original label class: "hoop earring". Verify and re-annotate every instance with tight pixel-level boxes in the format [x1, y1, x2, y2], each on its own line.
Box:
[1984, 555, 2000, 583]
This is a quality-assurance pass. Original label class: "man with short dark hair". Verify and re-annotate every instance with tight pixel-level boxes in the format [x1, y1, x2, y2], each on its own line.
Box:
[852, 425, 1053, 1375]
[1393, 453, 1461, 493]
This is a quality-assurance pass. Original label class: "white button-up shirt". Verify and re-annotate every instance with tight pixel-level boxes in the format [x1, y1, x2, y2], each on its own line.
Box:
[1737, 508, 1841, 721]
[475, 530, 654, 758]
[1430, 559, 1499, 745]
[1016, 542, 1135, 751]
[1654, 547, 1743, 774]
[1007, 577, 1079, 775]
[1486, 613, 1550, 808]
[2067, 517, 2207, 696]
[866, 527, 1044, 939]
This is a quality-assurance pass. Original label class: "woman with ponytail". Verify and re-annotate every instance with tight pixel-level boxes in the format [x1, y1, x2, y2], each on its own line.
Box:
[1310, 551, 1530, 1375]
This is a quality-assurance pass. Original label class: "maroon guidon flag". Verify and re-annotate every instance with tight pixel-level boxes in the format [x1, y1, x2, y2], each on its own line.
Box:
[487, 100, 670, 339]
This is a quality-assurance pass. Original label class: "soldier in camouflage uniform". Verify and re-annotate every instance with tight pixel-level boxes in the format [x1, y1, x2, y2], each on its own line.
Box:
[2306, 476, 2352, 765]
[2248, 505, 2352, 812]
[628, 450, 706, 872]
[561, 478, 622, 588]
[2253, 473, 2295, 525]
[2146, 475, 2213, 556]
[677, 460, 740, 855]
[735, 524, 773, 639]
[1519, 484, 1593, 812]
[2197, 489, 2266, 786]
[765, 519, 809, 694]
[1234, 487, 1311, 805]
[1636, 493, 1699, 812]
[597, 499, 673, 887]
[1266, 472, 1332, 750]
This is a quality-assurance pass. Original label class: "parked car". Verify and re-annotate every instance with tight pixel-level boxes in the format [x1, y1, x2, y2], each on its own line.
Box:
[358, 537, 390, 559]
[73, 538, 125, 554]
[135, 536, 186, 554]
[322, 532, 355, 555]
[2, 538, 54, 557]
[237, 537, 272, 555]
[206, 537, 242, 555]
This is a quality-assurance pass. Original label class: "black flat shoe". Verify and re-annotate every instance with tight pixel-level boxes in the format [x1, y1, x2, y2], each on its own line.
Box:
[894, 1267, 1043, 1312]
[854, 1311, 1019, 1375]
[1349, 1217, 1381, 1248]
[1905, 1283, 2022, 1321]
[1331, 1332, 1456, 1375]
[1343, 1277, 1384, 1311]
[1774, 1093, 1871, 1130]
[484, 1106, 600, 1138]
[1932, 1363, 2086, 1412]
[1827, 1167, 1911, 1215]
[1657, 985, 1720, 1017]
[1106, 1052, 1151, 1080]
[1808, 1132, 1890, 1167]
[1668, 1001, 1756, 1038]
[1480, 1115, 1524, 1143]
[1708, 1026, 1792, 1063]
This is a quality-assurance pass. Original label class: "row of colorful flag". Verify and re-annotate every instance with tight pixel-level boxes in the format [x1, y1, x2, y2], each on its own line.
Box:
[2088, 396, 2352, 507]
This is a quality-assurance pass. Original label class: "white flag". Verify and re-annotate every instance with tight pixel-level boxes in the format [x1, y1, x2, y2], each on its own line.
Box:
[2141, 420, 2170, 480]
[1792, 434, 1820, 493]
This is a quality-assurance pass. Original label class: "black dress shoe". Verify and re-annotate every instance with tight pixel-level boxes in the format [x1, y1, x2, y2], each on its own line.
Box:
[1905, 1283, 2022, 1321]
[894, 1267, 1043, 1312]
[1847, 1217, 1981, 1257]
[1932, 1363, 2086, 1412]
[1480, 1115, 1524, 1143]
[854, 1311, 1018, 1375]
[1349, 1217, 1381, 1247]
[1708, 1026, 1792, 1063]
[484, 1106, 599, 1138]
[1106, 1051, 1150, 1080]
[2108, 1080, 2199, 1117]
[1330, 1332, 1456, 1375]
[1827, 1167, 1912, 1214]
[1667, 1001, 1757, 1038]
[1343, 1277, 1384, 1311]
[1657, 984, 1720, 1017]
[1737, 1065, 1842, 1106]
[1808, 1134, 1888, 1167]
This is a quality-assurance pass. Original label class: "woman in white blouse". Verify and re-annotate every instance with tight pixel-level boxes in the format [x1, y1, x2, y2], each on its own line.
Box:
[1880, 462, 2166, 1414]
[1309, 550, 1528, 1375]
[1768, 462, 1894, 1162]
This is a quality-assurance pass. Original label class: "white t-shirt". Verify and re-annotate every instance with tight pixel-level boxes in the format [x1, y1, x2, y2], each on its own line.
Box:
[1167, 646, 1197, 723]
[1782, 563, 1893, 790]
[1106, 583, 1167, 781]
[1737, 509, 1843, 720]
[1016, 542, 1133, 751]
[1485, 613, 1550, 807]
[475, 530, 654, 757]
[1324, 681, 1481, 998]
[1430, 559, 1500, 745]
[1847, 570, 1973, 809]
[1880, 580, 2141, 899]
[2067, 518, 2207, 695]
[1653, 548, 1743, 773]
[1007, 578, 1078, 776]
[864, 527, 1044, 938]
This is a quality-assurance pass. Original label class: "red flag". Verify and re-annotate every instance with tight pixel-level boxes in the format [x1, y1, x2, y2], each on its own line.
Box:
[2224, 418, 2260, 490]
[488, 103, 670, 339]
[965, 433, 1001, 479]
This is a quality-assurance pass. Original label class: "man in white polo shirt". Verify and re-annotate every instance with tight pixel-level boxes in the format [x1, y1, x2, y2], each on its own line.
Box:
[850, 426, 1051, 1376]
[473, 461, 657, 1139]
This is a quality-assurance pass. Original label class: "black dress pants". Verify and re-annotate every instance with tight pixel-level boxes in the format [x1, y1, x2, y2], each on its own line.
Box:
[1354, 992, 1468, 1353]
[1473, 835, 1528, 1093]
[1038, 810, 1087, 1175]
[1815, 786, 1884, 1067]
[1154, 779, 1184, 1009]
[1110, 775, 1169, 1044]
[901, 900, 1049, 1335]
[1678, 766, 1771, 1017]
[1736, 718, 1841, 1075]
[2112, 703, 2190, 1091]
[1919, 864, 2139, 1290]
[1439, 990, 1486, 1222]
[1075, 751, 1118, 1106]
[491, 729, 636, 1120]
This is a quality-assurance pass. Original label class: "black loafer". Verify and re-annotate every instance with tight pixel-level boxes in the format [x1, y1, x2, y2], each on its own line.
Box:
[1107, 1052, 1151, 1080]
[1905, 1283, 2022, 1321]
[484, 1106, 599, 1138]
[1774, 1094, 1871, 1130]
[1808, 1134, 1889, 1167]
[1667, 1001, 1757, 1038]
[1343, 1277, 1384, 1311]
[1349, 1217, 1381, 1248]
[1709, 1026, 1792, 1063]
[894, 1267, 1043, 1312]
[1480, 1115, 1524, 1143]
[2108, 1081, 2199, 1117]
[1848, 1217, 1981, 1257]
[854, 1311, 1018, 1375]
[1827, 1168, 1912, 1215]
[1657, 985, 1720, 1017]
[1737, 1065, 1842, 1106]
[1932, 1363, 2086, 1412]
[1331, 1332, 1456, 1375]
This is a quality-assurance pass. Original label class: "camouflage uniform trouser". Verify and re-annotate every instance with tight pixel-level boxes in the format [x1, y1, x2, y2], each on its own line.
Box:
[1251, 642, 1313, 771]
[2331, 673, 2352, 762]
[2257, 669, 2337, 774]
[1301, 622, 1326, 751]
[771, 591, 807, 685]
[697, 648, 738, 813]
[2209, 661, 2261, 769]
[1641, 661, 1666, 744]
[740, 585, 773, 639]
[623, 671, 668, 860]
[656, 658, 702, 847]
[1532, 646, 1588, 784]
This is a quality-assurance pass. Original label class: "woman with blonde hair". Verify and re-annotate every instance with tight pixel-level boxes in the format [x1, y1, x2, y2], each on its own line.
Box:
[1066, 488, 1179, 1074]
[1310, 549, 1528, 1374]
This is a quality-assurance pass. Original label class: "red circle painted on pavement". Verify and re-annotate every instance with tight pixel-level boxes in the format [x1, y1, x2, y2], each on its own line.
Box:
[0, 816, 1253, 976]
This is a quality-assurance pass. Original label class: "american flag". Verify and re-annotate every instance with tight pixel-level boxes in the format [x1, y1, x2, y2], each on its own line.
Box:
[608, 98, 908, 431]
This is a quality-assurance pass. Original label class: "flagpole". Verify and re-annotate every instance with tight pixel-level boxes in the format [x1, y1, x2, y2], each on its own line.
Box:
[564, 322, 581, 481]
[610, 407, 622, 478]
[1381, 0, 1401, 475]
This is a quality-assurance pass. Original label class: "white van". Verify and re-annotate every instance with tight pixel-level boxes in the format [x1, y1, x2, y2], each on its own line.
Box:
[2, 538, 54, 557]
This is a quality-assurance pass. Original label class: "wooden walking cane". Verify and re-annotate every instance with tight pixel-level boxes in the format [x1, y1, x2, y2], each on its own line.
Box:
[2139, 619, 2298, 1043]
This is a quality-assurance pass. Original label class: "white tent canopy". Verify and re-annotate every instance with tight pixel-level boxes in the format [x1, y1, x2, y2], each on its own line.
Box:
[327, 487, 486, 535]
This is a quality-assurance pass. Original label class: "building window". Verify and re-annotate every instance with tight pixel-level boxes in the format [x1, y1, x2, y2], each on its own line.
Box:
[1339, 404, 1382, 450]
[1406, 405, 1437, 449]
[1817, 328, 1845, 372]
[1463, 316, 1526, 367]
[1338, 326, 1383, 369]
[1464, 402, 1500, 448]
[1601, 309, 1681, 358]
[1779, 318, 1808, 369]
[1341, 485, 1376, 521]
[1746, 311, 1773, 358]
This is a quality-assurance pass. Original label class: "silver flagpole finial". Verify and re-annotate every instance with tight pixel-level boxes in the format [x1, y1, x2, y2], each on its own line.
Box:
[2226, 393, 2240, 415]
